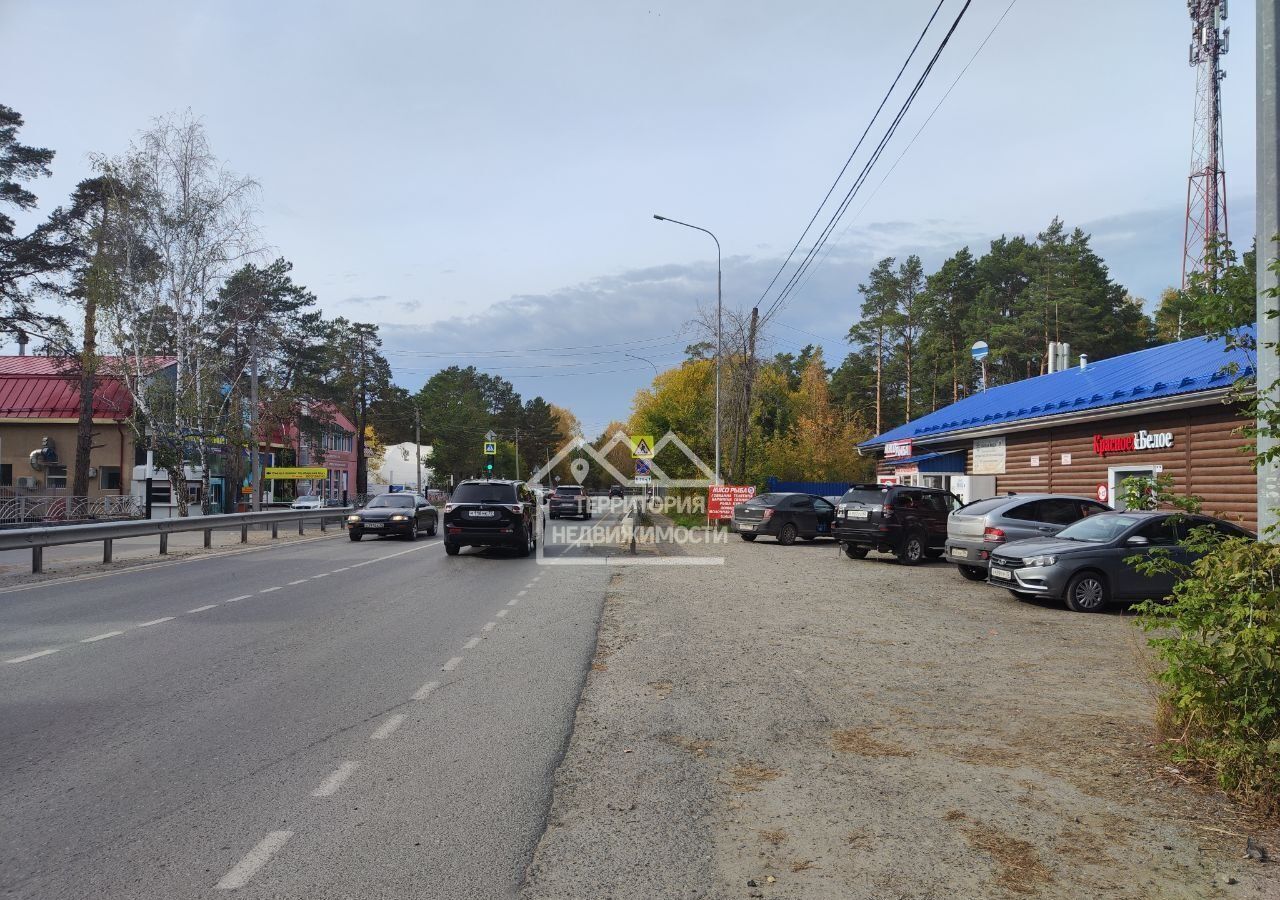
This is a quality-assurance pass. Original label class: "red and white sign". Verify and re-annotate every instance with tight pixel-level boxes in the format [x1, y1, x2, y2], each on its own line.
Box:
[1093, 429, 1174, 457]
[708, 485, 756, 519]
[1095, 482, 1109, 504]
[877, 474, 899, 485]
[884, 438, 913, 459]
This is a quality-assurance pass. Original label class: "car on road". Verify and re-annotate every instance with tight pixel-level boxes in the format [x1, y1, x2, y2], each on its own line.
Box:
[732, 492, 837, 545]
[833, 483, 959, 565]
[290, 494, 323, 510]
[347, 492, 437, 541]
[549, 485, 591, 519]
[443, 479, 537, 556]
[946, 493, 1109, 581]
[608, 485, 625, 499]
[987, 510, 1254, 612]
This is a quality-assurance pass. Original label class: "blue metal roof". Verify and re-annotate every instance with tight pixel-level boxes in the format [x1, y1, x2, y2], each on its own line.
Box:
[861, 328, 1256, 449]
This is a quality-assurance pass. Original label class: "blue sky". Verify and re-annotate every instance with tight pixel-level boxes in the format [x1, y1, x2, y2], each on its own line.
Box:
[0, 0, 1259, 435]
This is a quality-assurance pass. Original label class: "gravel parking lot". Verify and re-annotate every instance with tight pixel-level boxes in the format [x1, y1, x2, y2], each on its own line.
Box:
[523, 530, 1279, 899]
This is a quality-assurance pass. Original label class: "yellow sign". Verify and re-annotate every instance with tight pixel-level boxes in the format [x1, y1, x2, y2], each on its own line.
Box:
[264, 467, 328, 480]
[630, 435, 655, 458]
[483, 441, 497, 455]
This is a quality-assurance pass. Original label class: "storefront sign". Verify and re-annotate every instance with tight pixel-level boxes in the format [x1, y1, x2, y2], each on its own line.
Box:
[877, 474, 898, 485]
[264, 466, 328, 480]
[972, 436, 1006, 475]
[895, 465, 919, 477]
[1095, 483, 1109, 503]
[707, 485, 755, 519]
[1092, 429, 1175, 457]
[884, 438, 913, 459]
[1029, 455, 1040, 467]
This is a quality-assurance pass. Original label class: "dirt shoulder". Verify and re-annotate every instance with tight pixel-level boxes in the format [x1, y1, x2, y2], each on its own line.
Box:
[522, 530, 1278, 899]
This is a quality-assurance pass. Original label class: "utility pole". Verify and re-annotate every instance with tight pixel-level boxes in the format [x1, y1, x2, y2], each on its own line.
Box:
[513, 426, 521, 481]
[249, 334, 261, 512]
[414, 405, 422, 495]
[1184, 0, 1231, 288]
[1258, 0, 1280, 538]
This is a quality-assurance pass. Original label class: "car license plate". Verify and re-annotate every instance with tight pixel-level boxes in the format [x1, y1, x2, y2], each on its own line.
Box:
[365, 522, 383, 529]
[990, 567, 1012, 580]
[470, 510, 496, 517]
[951, 547, 968, 559]
[850, 510, 869, 519]
[739, 523, 754, 531]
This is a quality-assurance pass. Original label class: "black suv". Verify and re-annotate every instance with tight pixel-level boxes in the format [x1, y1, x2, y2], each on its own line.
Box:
[833, 483, 960, 565]
[549, 485, 591, 519]
[443, 480, 537, 556]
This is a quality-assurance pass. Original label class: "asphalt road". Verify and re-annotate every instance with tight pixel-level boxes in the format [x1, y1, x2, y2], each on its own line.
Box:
[0, 499, 628, 898]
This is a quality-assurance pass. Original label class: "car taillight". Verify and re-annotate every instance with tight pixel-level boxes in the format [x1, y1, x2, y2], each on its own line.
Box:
[984, 526, 1006, 542]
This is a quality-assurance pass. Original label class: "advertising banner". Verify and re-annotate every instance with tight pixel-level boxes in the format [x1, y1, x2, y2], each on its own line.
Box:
[707, 485, 756, 519]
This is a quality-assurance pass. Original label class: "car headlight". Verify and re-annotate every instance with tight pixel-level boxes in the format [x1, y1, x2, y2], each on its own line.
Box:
[1022, 554, 1058, 567]
[347, 515, 360, 523]
[390, 514, 408, 521]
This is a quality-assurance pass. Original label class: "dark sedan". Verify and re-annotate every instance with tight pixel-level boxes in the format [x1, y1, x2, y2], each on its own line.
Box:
[732, 492, 836, 545]
[987, 510, 1253, 612]
[347, 493, 437, 541]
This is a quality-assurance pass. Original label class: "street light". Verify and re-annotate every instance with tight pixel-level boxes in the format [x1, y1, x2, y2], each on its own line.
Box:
[653, 213, 722, 484]
[624, 352, 659, 378]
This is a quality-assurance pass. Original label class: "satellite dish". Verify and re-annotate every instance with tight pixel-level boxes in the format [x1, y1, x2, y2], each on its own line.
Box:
[971, 340, 989, 361]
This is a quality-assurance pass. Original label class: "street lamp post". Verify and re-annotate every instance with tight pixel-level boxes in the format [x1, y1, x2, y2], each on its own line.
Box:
[653, 214, 722, 484]
[624, 352, 659, 378]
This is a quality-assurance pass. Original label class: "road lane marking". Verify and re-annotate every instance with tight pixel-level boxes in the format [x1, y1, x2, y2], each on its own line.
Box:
[332, 567, 350, 573]
[442, 656, 463, 671]
[412, 680, 440, 700]
[533, 575, 541, 582]
[462, 636, 481, 650]
[370, 714, 407, 740]
[507, 597, 520, 606]
[138, 617, 175, 628]
[6, 648, 62, 664]
[495, 609, 508, 618]
[188, 604, 218, 613]
[482, 621, 496, 632]
[523, 582, 535, 589]
[287, 579, 308, 586]
[311, 573, 329, 579]
[311, 761, 360, 797]
[215, 830, 293, 890]
[517, 589, 528, 597]
[81, 630, 124, 643]
[259, 587, 281, 594]
[226, 595, 251, 603]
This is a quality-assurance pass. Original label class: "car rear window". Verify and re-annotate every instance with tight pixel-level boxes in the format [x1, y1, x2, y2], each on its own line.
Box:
[955, 497, 1010, 516]
[556, 486, 583, 495]
[452, 483, 517, 503]
[838, 488, 888, 505]
[743, 493, 786, 507]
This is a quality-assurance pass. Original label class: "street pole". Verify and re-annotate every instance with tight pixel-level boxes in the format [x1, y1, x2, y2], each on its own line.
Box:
[1259, 0, 1280, 538]
[249, 334, 261, 512]
[514, 427, 521, 482]
[414, 406, 422, 496]
[653, 214, 722, 484]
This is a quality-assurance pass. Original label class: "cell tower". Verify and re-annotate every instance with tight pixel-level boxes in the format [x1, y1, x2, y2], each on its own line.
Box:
[1182, 0, 1230, 289]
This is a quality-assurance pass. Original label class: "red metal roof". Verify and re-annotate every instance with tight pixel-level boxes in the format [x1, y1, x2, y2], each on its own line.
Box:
[0, 359, 137, 420]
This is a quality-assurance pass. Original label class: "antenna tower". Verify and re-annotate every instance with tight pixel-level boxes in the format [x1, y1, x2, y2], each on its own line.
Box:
[1182, 0, 1230, 289]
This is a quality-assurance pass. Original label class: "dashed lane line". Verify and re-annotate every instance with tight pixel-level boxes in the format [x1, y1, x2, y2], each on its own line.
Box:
[462, 636, 481, 650]
[188, 604, 218, 614]
[137, 616, 175, 628]
[215, 830, 293, 890]
[226, 595, 251, 603]
[482, 621, 496, 633]
[516, 589, 528, 597]
[287, 579, 308, 586]
[411, 680, 440, 700]
[311, 761, 360, 798]
[495, 609, 508, 618]
[441, 656, 463, 672]
[370, 714, 407, 740]
[80, 631, 124, 643]
[311, 573, 329, 579]
[5, 648, 61, 664]
[259, 587, 281, 594]
[506, 597, 520, 607]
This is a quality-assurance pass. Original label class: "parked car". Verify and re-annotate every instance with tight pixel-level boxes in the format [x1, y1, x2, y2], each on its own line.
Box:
[549, 485, 591, 519]
[290, 494, 323, 510]
[442, 479, 537, 556]
[347, 492, 437, 540]
[987, 510, 1254, 612]
[732, 492, 837, 545]
[833, 483, 959, 564]
[946, 494, 1109, 581]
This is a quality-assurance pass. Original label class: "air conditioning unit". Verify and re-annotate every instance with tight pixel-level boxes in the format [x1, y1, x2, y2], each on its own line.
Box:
[88, 467, 98, 478]
[16, 476, 38, 489]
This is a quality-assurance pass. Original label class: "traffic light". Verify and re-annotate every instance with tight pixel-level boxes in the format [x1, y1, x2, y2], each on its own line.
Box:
[486, 462, 493, 472]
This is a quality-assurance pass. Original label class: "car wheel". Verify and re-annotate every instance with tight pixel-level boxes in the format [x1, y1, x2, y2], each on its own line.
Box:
[740, 533, 757, 542]
[444, 542, 460, 556]
[843, 544, 869, 559]
[407, 524, 418, 541]
[777, 522, 798, 546]
[957, 564, 986, 581]
[1065, 571, 1109, 613]
[349, 531, 362, 542]
[428, 519, 437, 537]
[897, 532, 925, 565]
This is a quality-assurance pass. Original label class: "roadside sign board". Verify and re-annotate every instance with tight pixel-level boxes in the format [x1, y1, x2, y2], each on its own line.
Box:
[630, 435, 655, 458]
[264, 466, 328, 480]
[483, 441, 497, 455]
[884, 438, 913, 459]
[707, 484, 755, 519]
[635, 459, 651, 476]
[1096, 482, 1110, 504]
[971, 340, 989, 361]
[634, 474, 653, 484]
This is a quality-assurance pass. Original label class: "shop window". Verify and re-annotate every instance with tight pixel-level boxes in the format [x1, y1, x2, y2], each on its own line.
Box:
[100, 466, 123, 490]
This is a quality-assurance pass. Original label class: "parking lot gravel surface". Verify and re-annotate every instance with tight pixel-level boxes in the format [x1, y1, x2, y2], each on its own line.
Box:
[522, 529, 1279, 899]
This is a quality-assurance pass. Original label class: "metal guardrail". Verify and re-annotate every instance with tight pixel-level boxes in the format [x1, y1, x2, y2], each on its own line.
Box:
[0, 507, 354, 574]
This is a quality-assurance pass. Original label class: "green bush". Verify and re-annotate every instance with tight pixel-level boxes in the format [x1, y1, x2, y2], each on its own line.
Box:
[1134, 537, 1280, 815]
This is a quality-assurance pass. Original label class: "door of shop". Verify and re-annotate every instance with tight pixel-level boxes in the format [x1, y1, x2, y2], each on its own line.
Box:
[1108, 464, 1163, 510]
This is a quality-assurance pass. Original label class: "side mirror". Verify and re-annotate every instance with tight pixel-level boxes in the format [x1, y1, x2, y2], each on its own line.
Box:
[1125, 535, 1150, 547]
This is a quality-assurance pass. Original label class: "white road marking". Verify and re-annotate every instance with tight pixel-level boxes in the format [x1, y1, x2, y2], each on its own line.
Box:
[524, 583, 535, 589]
[442, 656, 463, 671]
[411, 680, 440, 700]
[517, 589, 528, 597]
[370, 713, 407, 740]
[188, 604, 218, 614]
[482, 621, 496, 633]
[495, 609, 508, 618]
[6, 648, 62, 664]
[462, 636, 481, 650]
[81, 630, 124, 643]
[506, 597, 520, 607]
[225, 595, 251, 603]
[532, 575, 541, 582]
[259, 587, 281, 594]
[312, 573, 329, 579]
[137, 617, 175, 628]
[287, 579, 308, 586]
[332, 567, 349, 573]
[215, 830, 293, 890]
[311, 761, 359, 797]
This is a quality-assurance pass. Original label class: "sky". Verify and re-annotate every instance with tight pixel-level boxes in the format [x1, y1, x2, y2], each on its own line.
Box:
[0, 0, 1260, 436]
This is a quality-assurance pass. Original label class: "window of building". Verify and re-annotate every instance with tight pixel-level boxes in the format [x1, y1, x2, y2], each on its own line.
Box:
[46, 464, 68, 490]
[0, 464, 11, 487]
[100, 466, 123, 491]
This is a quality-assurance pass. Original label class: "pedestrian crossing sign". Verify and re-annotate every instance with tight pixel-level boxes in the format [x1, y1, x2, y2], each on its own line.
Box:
[630, 435, 654, 458]
[483, 441, 497, 455]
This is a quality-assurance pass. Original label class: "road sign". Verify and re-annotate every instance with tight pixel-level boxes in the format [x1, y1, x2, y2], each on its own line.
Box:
[484, 430, 497, 442]
[483, 441, 497, 455]
[264, 466, 327, 480]
[971, 340, 989, 361]
[634, 474, 652, 484]
[1096, 482, 1110, 504]
[635, 459, 651, 476]
[630, 435, 654, 458]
